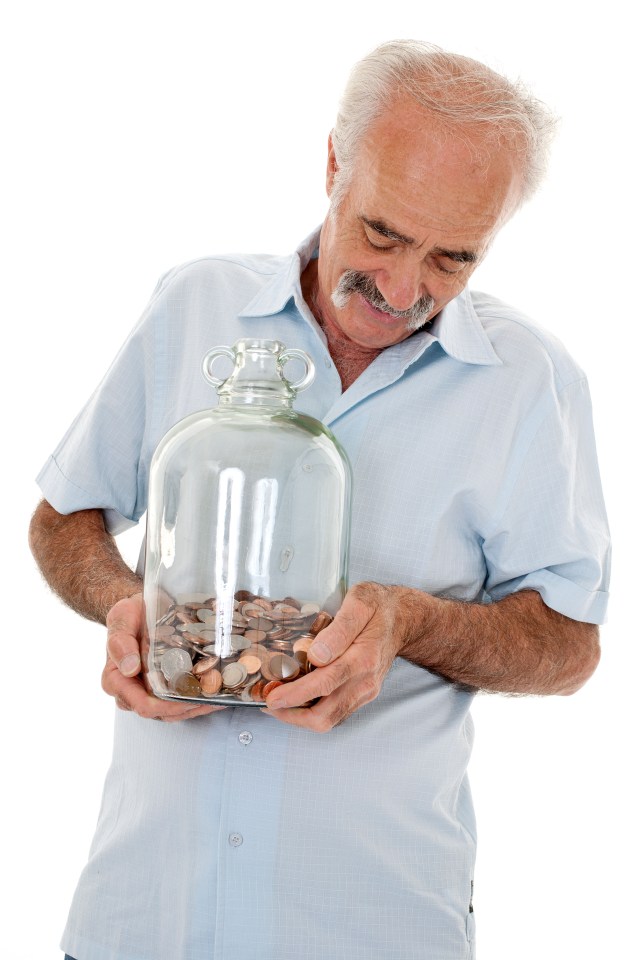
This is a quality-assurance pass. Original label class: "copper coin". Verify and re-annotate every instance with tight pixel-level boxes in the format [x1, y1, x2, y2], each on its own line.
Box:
[171, 672, 202, 697]
[281, 596, 302, 610]
[253, 597, 274, 612]
[310, 611, 333, 635]
[262, 680, 284, 696]
[155, 624, 177, 638]
[294, 650, 310, 672]
[234, 589, 255, 602]
[250, 679, 266, 702]
[269, 654, 300, 681]
[193, 656, 220, 676]
[240, 602, 265, 617]
[244, 629, 267, 643]
[238, 654, 262, 675]
[200, 668, 223, 695]
[293, 635, 314, 653]
[261, 660, 277, 681]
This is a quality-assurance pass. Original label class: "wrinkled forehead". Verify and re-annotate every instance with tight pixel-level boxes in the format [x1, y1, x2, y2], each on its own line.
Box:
[351, 100, 526, 230]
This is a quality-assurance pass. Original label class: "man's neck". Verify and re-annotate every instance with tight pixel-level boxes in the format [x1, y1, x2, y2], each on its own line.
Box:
[300, 259, 380, 391]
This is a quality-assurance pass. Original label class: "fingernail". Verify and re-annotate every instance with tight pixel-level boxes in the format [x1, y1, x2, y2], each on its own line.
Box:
[120, 654, 141, 676]
[309, 641, 331, 664]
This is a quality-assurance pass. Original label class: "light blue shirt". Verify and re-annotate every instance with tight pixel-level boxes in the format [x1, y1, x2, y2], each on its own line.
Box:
[38, 229, 610, 960]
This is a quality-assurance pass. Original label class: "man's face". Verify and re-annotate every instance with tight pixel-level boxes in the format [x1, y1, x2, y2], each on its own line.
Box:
[315, 98, 524, 351]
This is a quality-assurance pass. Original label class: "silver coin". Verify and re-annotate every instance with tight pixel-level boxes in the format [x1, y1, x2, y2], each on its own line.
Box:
[196, 608, 215, 622]
[160, 648, 193, 681]
[300, 602, 321, 615]
[230, 634, 252, 652]
[222, 662, 248, 689]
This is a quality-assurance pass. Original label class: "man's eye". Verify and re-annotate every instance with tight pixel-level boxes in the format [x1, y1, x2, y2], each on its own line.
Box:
[435, 260, 464, 276]
[364, 231, 394, 251]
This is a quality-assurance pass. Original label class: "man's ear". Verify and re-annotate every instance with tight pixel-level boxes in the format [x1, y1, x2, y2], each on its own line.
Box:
[326, 132, 339, 198]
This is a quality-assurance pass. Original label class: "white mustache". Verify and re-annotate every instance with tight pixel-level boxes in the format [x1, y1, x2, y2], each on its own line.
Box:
[331, 270, 435, 330]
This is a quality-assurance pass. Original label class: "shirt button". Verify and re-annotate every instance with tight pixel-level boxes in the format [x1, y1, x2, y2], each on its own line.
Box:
[238, 731, 253, 745]
[229, 833, 243, 847]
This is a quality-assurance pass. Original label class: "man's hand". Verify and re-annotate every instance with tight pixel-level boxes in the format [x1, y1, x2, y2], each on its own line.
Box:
[262, 583, 406, 732]
[262, 582, 601, 732]
[103, 593, 224, 722]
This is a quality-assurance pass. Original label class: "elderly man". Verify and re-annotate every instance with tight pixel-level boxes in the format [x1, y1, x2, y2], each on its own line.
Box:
[30, 40, 610, 960]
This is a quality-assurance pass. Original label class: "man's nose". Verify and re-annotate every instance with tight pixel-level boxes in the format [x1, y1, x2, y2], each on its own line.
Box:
[374, 260, 423, 313]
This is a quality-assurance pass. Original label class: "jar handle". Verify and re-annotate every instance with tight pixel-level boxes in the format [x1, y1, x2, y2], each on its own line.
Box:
[278, 348, 315, 392]
[202, 346, 236, 386]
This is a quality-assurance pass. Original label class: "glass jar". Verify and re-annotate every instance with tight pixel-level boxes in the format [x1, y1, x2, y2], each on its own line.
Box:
[143, 338, 351, 706]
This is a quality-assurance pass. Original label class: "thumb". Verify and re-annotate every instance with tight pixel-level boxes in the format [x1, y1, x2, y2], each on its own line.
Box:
[308, 588, 375, 666]
[106, 593, 144, 676]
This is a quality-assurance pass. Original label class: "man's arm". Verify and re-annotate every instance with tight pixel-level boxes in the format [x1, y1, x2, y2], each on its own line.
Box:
[262, 582, 601, 732]
[29, 499, 221, 721]
[28, 499, 142, 622]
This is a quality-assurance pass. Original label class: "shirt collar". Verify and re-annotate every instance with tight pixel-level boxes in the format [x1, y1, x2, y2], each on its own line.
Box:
[238, 228, 319, 319]
[238, 227, 501, 367]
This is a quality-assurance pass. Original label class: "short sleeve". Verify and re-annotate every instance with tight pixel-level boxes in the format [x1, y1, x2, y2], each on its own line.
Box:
[481, 377, 611, 624]
[35, 276, 167, 534]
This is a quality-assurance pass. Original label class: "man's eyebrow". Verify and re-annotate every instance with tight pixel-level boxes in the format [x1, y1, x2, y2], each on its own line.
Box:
[361, 216, 478, 263]
[435, 247, 479, 265]
[360, 216, 415, 245]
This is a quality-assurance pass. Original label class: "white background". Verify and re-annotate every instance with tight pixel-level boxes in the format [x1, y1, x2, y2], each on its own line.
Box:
[2, 1, 640, 957]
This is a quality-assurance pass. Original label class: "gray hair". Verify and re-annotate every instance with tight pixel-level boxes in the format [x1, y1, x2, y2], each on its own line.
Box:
[331, 39, 558, 211]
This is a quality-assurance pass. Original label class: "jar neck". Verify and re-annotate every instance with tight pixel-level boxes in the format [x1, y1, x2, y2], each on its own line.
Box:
[216, 340, 299, 407]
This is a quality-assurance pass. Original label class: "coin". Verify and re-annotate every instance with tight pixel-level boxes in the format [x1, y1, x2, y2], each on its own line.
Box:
[246, 616, 273, 632]
[238, 654, 262, 675]
[222, 662, 248, 689]
[200, 668, 223, 695]
[269, 654, 300, 681]
[300, 602, 321, 615]
[230, 634, 252, 652]
[293, 635, 314, 653]
[310, 611, 334, 634]
[193, 655, 220, 676]
[160, 648, 192, 681]
[171, 672, 202, 697]
[150, 590, 334, 705]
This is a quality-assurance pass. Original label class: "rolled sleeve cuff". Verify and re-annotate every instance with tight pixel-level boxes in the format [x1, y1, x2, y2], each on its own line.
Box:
[36, 455, 138, 536]
[486, 568, 609, 625]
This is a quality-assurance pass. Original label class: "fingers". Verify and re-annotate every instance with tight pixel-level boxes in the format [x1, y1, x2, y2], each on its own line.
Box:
[307, 588, 375, 667]
[263, 582, 403, 732]
[102, 657, 223, 722]
[106, 593, 145, 676]
[104, 592, 224, 722]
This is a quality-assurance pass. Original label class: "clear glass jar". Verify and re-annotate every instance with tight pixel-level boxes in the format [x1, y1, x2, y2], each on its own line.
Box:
[143, 339, 351, 706]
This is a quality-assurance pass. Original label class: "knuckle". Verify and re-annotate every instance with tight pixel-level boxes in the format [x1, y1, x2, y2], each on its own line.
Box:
[361, 678, 380, 702]
[310, 713, 334, 734]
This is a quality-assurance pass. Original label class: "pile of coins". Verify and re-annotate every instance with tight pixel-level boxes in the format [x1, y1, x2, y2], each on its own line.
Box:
[147, 590, 334, 706]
